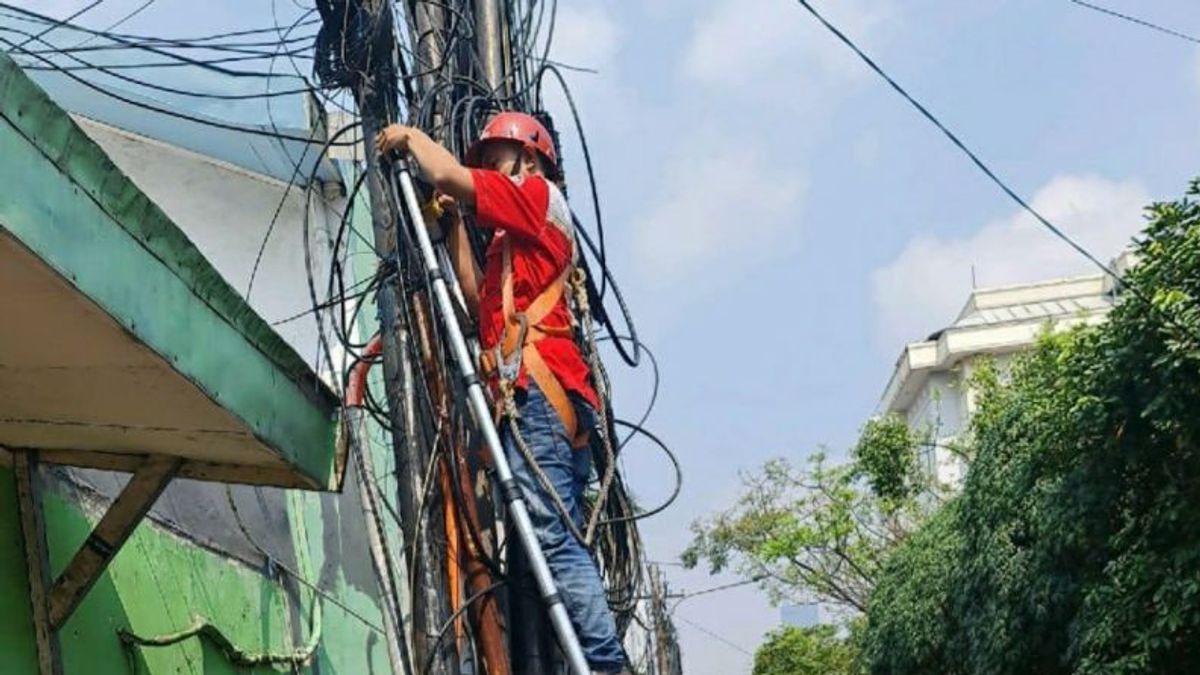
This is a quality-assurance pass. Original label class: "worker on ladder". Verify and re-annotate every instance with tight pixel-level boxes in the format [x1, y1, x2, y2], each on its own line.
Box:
[377, 112, 631, 675]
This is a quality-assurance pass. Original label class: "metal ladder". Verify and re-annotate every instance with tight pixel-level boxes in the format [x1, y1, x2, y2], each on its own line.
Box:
[385, 160, 592, 675]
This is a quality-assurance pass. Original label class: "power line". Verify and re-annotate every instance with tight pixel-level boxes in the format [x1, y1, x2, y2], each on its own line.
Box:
[791, 0, 1200, 349]
[0, 33, 351, 145]
[1067, 0, 1200, 46]
[667, 576, 765, 606]
[0, 3, 314, 79]
[1, 25, 318, 100]
[10, 0, 103, 51]
[675, 615, 753, 657]
[73, 0, 157, 48]
[791, 1, 1121, 279]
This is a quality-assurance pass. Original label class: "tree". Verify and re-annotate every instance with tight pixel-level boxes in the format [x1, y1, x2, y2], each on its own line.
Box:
[861, 500, 964, 675]
[863, 179, 1200, 674]
[682, 417, 942, 614]
[752, 624, 859, 675]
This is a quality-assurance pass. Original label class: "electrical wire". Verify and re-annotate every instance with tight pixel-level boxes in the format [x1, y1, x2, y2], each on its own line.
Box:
[1067, 0, 1200, 46]
[604, 420, 682, 525]
[792, 0, 1200, 348]
[72, 0, 157, 49]
[0, 4, 318, 79]
[306, 0, 682, 667]
[674, 616, 752, 658]
[8, 0, 103, 51]
[0, 23, 319, 100]
[420, 581, 506, 675]
[0, 32, 353, 144]
[793, 0, 1120, 281]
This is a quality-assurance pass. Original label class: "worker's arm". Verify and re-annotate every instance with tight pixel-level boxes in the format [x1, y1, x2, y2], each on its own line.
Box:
[437, 194, 482, 318]
[375, 125, 476, 205]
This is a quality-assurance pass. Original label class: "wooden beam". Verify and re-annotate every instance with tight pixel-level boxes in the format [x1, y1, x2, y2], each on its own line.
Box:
[1, 446, 317, 490]
[47, 455, 181, 629]
[13, 451, 62, 675]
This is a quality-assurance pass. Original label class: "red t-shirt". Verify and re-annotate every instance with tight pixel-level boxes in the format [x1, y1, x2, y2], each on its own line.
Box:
[470, 169, 599, 410]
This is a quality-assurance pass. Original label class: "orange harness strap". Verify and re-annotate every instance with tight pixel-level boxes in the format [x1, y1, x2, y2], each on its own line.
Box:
[481, 240, 589, 449]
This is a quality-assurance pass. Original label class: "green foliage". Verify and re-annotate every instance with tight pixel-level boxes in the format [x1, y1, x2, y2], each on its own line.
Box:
[752, 624, 859, 675]
[862, 181, 1200, 674]
[862, 502, 964, 675]
[853, 416, 925, 506]
[682, 418, 935, 613]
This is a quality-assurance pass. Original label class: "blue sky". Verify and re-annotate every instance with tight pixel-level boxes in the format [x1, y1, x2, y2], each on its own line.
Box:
[25, 1, 1200, 673]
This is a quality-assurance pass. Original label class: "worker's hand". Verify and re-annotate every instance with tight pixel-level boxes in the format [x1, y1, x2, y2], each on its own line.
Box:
[374, 124, 413, 155]
[436, 192, 461, 220]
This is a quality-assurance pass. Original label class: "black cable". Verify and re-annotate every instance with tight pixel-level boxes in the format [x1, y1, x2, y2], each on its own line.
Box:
[18, 36, 316, 57]
[9, 6, 322, 45]
[0, 4, 318, 79]
[8, 0, 103, 51]
[224, 485, 386, 633]
[1067, 0, 1200, 46]
[675, 615, 752, 657]
[792, 0, 1200, 347]
[13, 51, 301, 75]
[420, 580, 506, 675]
[601, 420, 682, 525]
[245, 121, 359, 299]
[0, 33, 355, 144]
[271, 273, 379, 326]
[75, 0, 156, 47]
[539, 64, 607, 297]
[319, 0, 681, 664]
[575, 214, 640, 367]
[0, 24, 320, 101]
[597, 335, 659, 451]
[793, 0, 1121, 281]
[665, 576, 766, 607]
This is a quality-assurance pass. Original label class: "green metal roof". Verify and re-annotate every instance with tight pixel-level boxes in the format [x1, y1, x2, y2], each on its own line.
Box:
[0, 52, 343, 490]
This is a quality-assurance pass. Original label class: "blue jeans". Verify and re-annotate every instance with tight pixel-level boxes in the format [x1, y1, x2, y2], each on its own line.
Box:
[502, 383, 627, 672]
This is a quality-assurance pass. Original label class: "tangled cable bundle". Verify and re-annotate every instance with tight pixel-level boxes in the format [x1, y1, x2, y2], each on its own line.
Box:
[1, 2, 683, 671]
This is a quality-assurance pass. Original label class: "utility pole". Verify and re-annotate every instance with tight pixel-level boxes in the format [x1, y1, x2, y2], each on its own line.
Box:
[411, 0, 447, 130]
[349, 2, 454, 674]
[474, 0, 505, 95]
[652, 566, 670, 675]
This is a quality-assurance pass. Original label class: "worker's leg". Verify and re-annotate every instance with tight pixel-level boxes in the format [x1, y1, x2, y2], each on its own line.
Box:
[503, 383, 627, 672]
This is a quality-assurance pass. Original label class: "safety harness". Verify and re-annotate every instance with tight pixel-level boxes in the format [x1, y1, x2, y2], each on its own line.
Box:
[478, 236, 591, 449]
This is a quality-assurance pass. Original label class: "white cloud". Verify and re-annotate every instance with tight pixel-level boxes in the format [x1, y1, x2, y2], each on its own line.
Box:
[544, 0, 638, 139]
[872, 175, 1149, 349]
[631, 142, 806, 291]
[681, 0, 896, 92]
[551, 2, 621, 70]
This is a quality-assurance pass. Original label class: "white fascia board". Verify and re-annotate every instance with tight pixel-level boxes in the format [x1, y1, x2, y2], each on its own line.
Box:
[880, 307, 1109, 416]
[879, 341, 937, 415]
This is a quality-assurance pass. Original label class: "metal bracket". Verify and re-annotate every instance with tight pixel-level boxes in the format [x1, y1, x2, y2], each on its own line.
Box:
[11, 450, 181, 674]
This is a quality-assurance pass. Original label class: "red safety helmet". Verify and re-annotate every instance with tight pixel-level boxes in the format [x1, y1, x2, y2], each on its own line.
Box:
[465, 111, 558, 177]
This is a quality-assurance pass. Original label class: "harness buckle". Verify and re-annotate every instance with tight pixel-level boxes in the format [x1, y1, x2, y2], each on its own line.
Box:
[495, 312, 529, 383]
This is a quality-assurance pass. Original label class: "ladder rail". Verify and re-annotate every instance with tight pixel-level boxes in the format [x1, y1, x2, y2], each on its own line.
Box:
[385, 161, 592, 675]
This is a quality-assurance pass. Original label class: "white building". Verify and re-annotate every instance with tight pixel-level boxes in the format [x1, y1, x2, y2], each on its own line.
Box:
[781, 602, 829, 628]
[878, 252, 1137, 487]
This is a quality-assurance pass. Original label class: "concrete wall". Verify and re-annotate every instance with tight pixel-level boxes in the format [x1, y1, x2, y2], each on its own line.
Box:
[74, 115, 345, 372]
[904, 370, 968, 488]
[904, 371, 966, 439]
